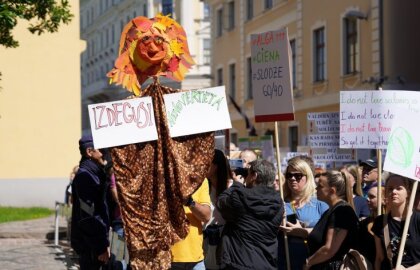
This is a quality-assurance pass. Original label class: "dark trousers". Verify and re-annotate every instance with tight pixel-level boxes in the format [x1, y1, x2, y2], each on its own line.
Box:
[79, 250, 103, 270]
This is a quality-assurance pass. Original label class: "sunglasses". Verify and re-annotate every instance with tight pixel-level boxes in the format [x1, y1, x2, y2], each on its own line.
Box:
[285, 172, 306, 182]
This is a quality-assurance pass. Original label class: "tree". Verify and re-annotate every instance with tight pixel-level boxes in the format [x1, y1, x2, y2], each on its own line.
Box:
[0, 0, 73, 48]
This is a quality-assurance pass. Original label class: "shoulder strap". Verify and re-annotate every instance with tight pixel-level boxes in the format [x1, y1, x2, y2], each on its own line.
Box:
[383, 214, 393, 264]
[79, 198, 95, 216]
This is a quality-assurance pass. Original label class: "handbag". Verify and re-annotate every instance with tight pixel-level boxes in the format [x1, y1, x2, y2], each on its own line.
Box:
[340, 249, 373, 270]
[204, 224, 223, 246]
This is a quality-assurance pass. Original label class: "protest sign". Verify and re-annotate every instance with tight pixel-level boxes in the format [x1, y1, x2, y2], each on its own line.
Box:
[307, 112, 356, 163]
[88, 97, 158, 148]
[163, 86, 232, 137]
[340, 90, 420, 149]
[238, 135, 275, 162]
[251, 28, 294, 122]
[307, 112, 340, 134]
[384, 108, 420, 181]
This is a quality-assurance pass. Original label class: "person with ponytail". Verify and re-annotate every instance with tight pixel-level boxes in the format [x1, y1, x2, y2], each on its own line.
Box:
[303, 171, 359, 270]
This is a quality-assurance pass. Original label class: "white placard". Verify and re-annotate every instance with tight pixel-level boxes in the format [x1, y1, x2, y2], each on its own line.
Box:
[164, 86, 232, 137]
[340, 90, 420, 149]
[309, 134, 340, 149]
[307, 112, 340, 134]
[251, 28, 294, 122]
[88, 97, 158, 148]
[384, 108, 420, 181]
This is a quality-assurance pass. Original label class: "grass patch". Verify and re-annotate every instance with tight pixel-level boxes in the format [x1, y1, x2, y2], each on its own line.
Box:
[0, 207, 53, 223]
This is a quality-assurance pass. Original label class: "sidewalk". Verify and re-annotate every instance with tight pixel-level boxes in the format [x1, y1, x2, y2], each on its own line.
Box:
[0, 215, 78, 270]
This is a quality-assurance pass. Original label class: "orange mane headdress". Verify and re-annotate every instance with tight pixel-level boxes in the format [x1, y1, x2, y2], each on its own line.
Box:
[107, 14, 195, 95]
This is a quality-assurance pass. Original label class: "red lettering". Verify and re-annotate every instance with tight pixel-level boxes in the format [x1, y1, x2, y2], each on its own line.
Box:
[106, 108, 115, 126]
[93, 106, 107, 129]
[112, 103, 123, 126]
[123, 102, 134, 123]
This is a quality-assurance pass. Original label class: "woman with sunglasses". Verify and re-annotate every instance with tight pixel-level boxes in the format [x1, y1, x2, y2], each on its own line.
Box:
[304, 171, 359, 270]
[278, 158, 328, 270]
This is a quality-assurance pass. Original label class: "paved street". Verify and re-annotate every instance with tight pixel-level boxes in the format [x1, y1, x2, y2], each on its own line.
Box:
[0, 216, 78, 270]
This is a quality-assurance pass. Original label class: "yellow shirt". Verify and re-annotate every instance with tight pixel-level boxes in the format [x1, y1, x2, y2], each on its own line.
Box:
[171, 179, 211, 262]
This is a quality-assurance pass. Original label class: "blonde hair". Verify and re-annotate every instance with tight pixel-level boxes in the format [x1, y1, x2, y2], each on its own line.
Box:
[284, 158, 316, 203]
[346, 165, 363, 197]
[325, 170, 355, 210]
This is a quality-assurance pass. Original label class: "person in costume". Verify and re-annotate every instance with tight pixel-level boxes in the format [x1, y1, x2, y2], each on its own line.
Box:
[106, 14, 214, 269]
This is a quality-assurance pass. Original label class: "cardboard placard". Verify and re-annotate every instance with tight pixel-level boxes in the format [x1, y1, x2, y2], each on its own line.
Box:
[88, 97, 158, 148]
[163, 86, 232, 137]
[251, 28, 294, 122]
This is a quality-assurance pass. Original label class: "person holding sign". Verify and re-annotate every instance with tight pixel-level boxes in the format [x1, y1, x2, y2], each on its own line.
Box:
[278, 158, 328, 270]
[371, 174, 420, 270]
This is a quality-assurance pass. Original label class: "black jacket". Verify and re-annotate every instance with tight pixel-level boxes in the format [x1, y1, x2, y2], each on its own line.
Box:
[71, 158, 110, 255]
[217, 182, 284, 270]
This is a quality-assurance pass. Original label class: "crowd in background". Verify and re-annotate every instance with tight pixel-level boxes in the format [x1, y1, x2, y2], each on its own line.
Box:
[67, 135, 420, 270]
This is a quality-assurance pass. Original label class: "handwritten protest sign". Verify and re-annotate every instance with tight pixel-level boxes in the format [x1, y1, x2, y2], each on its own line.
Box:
[163, 86, 232, 137]
[251, 28, 294, 122]
[340, 90, 420, 149]
[384, 108, 420, 181]
[88, 97, 158, 148]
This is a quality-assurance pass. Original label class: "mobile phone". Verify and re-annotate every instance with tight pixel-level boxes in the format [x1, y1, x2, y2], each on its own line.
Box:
[229, 159, 244, 169]
[286, 213, 297, 224]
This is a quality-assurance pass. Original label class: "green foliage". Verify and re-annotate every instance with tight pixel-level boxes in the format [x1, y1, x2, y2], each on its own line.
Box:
[0, 0, 73, 48]
[0, 206, 53, 223]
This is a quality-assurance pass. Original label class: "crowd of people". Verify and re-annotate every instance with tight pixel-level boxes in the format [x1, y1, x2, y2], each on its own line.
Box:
[68, 135, 420, 270]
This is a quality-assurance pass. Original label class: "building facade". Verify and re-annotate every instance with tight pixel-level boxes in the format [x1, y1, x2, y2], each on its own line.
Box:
[80, 0, 212, 133]
[206, 0, 420, 153]
[0, 2, 83, 206]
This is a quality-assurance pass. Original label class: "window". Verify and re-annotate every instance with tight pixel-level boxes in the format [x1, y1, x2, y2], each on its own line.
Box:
[229, 63, 236, 98]
[290, 39, 296, 88]
[313, 27, 325, 82]
[265, 0, 273, 10]
[162, 0, 173, 16]
[246, 0, 253, 21]
[203, 3, 210, 20]
[217, 8, 223, 37]
[246, 57, 253, 99]
[143, 3, 148, 17]
[289, 126, 298, 152]
[227, 1, 235, 30]
[217, 68, 223, 86]
[344, 17, 357, 74]
[203, 39, 211, 65]
[111, 24, 115, 43]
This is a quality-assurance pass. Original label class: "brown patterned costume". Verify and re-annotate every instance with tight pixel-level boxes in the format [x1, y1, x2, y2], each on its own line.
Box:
[111, 82, 214, 269]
